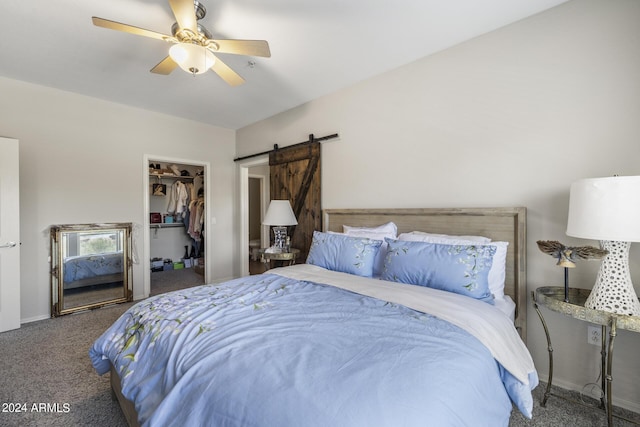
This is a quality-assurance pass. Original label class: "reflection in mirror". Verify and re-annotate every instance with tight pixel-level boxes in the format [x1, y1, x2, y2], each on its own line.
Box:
[50, 223, 133, 317]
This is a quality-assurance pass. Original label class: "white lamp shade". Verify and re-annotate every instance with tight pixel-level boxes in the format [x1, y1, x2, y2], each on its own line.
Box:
[262, 200, 298, 226]
[566, 176, 640, 242]
[169, 43, 215, 75]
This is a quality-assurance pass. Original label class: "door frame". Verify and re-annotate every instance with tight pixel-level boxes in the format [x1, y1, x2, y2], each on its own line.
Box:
[238, 155, 269, 276]
[142, 154, 212, 298]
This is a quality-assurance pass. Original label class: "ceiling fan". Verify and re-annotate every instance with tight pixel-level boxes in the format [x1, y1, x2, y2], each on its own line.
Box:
[92, 0, 270, 86]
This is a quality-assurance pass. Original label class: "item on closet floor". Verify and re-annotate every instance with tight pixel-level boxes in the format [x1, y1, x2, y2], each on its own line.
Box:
[173, 262, 185, 270]
[190, 245, 197, 258]
[163, 261, 174, 271]
[150, 213, 162, 224]
[183, 258, 192, 268]
[183, 245, 189, 259]
[151, 257, 163, 272]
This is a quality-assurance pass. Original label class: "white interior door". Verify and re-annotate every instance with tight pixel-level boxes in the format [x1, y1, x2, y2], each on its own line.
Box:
[0, 137, 21, 332]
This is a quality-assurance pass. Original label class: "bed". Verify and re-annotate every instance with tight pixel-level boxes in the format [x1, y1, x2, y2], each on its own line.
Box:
[62, 251, 124, 289]
[90, 207, 536, 427]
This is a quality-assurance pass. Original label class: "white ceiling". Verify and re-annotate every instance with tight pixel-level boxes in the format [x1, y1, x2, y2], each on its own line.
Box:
[0, 0, 567, 130]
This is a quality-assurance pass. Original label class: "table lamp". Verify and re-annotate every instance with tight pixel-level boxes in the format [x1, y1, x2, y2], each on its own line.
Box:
[566, 176, 640, 316]
[263, 200, 298, 252]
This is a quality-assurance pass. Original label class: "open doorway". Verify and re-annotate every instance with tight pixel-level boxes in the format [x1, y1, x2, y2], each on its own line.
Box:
[248, 174, 267, 275]
[142, 155, 211, 298]
[238, 156, 269, 277]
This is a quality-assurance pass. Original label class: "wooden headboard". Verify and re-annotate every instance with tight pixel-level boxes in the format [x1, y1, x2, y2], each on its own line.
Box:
[323, 207, 527, 343]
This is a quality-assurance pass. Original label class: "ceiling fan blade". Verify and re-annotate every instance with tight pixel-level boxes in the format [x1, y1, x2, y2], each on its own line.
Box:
[150, 56, 179, 75]
[92, 17, 170, 41]
[212, 39, 271, 58]
[169, 0, 198, 34]
[211, 56, 245, 86]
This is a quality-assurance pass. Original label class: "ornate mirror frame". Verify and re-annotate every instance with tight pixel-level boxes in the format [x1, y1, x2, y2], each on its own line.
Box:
[50, 222, 133, 317]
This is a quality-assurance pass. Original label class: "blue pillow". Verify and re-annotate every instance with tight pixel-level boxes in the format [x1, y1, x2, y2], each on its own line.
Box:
[381, 239, 496, 304]
[306, 231, 382, 277]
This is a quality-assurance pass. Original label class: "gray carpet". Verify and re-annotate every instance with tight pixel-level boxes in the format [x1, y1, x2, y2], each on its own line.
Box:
[0, 302, 132, 427]
[2, 270, 639, 426]
[150, 267, 204, 296]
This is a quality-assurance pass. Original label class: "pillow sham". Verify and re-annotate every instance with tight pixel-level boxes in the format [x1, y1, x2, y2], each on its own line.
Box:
[381, 239, 496, 304]
[306, 231, 382, 277]
[343, 228, 396, 277]
[484, 241, 508, 299]
[398, 233, 508, 299]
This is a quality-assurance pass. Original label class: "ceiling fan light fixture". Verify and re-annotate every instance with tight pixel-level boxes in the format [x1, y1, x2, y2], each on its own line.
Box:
[169, 43, 215, 75]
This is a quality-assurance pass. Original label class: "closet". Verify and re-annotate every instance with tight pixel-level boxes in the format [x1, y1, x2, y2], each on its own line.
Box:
[148, 160, 205, 289]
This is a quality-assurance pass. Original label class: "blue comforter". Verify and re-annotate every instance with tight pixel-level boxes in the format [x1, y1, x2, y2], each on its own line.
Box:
[91, 270, 530, 426]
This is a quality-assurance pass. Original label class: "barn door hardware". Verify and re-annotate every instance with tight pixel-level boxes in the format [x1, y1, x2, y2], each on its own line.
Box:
[233, 133, 338, 162]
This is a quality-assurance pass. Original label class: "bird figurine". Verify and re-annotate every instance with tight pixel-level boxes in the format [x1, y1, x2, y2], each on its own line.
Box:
[536, 240, 608, 268]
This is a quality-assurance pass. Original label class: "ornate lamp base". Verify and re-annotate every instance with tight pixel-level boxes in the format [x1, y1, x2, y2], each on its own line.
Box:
[585, 241, 640, 316]
[272, 226, 288, 252]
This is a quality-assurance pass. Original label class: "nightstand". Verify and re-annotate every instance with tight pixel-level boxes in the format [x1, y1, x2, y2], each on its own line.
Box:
[258, 248, 300, 270]
[532, 286, 640, 426]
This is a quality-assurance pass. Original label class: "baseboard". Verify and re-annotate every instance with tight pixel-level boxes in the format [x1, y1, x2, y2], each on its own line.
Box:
[547, 376, 640, 414]
[21, 314, 50, 324]
[211, 276, 235, 284]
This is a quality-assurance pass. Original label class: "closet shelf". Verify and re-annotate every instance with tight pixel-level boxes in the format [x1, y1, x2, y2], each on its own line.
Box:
[150, 223, 184, 229]
[149, 173, 195, 180]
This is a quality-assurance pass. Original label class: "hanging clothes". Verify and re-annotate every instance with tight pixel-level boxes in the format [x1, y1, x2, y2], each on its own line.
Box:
[167, 180, 189, 215]
[192, 175, 204, 201]
[188, 197, 205, 242]
[177, 182, 193, 216]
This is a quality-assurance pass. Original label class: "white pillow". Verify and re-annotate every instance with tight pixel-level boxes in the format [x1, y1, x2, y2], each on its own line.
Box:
[343, 222, 398, 277]
[407, 231, 491, 243]
[397, 232, 508, 299]
[343, 221, 398, 236]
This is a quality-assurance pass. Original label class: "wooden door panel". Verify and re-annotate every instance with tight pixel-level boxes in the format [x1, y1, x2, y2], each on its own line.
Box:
[270, 142, 321, 261]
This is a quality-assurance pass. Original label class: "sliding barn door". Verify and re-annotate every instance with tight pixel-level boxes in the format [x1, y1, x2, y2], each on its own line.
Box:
[269, 142, 321, 260]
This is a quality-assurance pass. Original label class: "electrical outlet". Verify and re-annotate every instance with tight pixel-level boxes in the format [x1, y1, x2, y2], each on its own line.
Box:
[588, 325, 602, 346]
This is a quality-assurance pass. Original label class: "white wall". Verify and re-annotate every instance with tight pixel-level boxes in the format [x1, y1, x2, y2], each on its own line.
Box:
[237, 0, 640, 412]
[0, 76, 237, 323]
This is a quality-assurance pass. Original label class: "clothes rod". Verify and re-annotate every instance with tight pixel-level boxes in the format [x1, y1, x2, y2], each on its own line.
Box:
[233, 133, 339, 162]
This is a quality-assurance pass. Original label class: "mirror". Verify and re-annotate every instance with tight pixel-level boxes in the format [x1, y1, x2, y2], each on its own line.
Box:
[50, 223, 133, 317]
